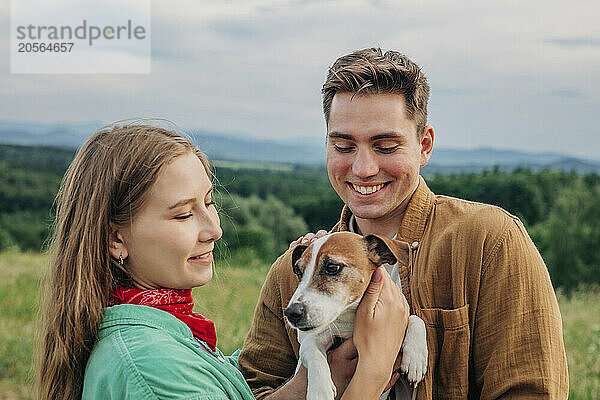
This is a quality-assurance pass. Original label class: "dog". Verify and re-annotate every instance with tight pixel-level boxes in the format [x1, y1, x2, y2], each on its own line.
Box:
[284, 232, 428, 400]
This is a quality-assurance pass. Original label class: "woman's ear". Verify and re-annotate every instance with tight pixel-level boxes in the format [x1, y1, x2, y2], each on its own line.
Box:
[108, 223, 128, 261]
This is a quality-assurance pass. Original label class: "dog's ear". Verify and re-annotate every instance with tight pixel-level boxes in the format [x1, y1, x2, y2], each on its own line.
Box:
[291, 244, 308, 270]
[365, 235, 410, 266]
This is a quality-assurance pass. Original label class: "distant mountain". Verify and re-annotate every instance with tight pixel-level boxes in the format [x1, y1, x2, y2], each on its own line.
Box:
[1, 121, 598, 174]
[423, 148, 600, 175]
[190, 132, 325, 165]
[0, 120, 102, 148]
[0, 121, 326, 165]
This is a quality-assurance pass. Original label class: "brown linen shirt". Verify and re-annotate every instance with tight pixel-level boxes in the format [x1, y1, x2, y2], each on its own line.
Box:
[239, 176, 569, 399]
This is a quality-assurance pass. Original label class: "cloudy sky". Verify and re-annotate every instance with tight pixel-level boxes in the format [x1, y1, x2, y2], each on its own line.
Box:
[1, 0, 599, 160]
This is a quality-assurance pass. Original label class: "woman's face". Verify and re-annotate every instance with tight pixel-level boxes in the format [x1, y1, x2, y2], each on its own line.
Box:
[114, 152, 222, 289]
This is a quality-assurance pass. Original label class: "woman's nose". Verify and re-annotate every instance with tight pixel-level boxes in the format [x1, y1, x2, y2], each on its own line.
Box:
[198, 212, 222, 242]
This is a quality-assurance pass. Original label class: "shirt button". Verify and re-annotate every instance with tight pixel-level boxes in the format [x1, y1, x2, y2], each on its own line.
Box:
[411, 241, 419, 249]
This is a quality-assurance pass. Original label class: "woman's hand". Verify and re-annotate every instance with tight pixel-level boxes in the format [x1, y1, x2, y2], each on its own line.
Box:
[341, 267, 410, 399]
[288, 230, 328, 249]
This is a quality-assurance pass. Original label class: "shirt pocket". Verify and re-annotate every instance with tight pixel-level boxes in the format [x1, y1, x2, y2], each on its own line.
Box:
[417, 304, 470, 400]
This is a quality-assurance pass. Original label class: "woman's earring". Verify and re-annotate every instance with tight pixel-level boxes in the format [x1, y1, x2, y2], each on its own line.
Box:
[119, 254, 124, 266]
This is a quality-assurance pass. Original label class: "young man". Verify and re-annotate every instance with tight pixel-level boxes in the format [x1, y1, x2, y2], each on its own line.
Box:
[239, 48, 569, 399]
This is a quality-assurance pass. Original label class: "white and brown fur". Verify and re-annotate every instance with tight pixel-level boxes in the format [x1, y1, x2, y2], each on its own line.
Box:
[284, 232, 428, 400]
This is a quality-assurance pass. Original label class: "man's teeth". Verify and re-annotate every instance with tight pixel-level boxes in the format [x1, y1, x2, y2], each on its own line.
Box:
[352, 183, 384, 195]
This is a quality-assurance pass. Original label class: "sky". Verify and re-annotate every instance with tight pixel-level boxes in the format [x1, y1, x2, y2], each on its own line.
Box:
[1, 0, 599, 160]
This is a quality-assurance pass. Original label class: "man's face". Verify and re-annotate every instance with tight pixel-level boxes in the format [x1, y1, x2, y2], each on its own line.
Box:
[326, 93, 433, 225]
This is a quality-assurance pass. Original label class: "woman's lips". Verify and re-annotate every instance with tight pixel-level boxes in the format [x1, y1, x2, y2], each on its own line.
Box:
[188, 251, 213, 264]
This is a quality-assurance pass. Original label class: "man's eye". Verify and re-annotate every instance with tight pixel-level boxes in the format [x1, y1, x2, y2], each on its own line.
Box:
[323, 263, 343, 276]
[376, 145, 399, 154]
[174, 213, 193, 220]
[334, 144, 354, 153]
[206, 201, 216, 207]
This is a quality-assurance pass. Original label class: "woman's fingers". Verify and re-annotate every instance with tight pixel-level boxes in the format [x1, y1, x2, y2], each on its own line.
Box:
[357, 267, 384, 317]
[351, 267, 409, 392]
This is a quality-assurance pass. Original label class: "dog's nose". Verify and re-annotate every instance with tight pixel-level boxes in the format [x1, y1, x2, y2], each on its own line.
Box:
[284, 303, 305, 325]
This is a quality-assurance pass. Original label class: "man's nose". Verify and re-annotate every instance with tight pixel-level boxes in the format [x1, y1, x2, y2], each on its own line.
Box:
[352, 148, 379, 178]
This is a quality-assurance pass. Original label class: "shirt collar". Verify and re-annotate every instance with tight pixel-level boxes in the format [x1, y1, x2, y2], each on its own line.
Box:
[98, 304, 194, 340]
[336, 176, 435, 244]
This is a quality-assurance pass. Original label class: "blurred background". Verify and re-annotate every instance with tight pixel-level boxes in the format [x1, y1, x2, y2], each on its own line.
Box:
[1, 1, 599, 398]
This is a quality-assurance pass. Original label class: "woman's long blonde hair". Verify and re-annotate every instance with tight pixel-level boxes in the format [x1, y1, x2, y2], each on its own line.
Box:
[36, 125, 210, 400]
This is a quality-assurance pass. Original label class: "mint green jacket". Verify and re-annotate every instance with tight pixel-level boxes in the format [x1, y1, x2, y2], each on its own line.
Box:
[82, 304, 256, 400]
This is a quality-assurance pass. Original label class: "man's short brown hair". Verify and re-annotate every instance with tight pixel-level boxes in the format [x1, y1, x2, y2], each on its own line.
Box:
[322, 48, 430, 135]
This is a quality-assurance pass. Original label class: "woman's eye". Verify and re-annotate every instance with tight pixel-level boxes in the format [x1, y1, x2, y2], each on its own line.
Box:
[174, 213, 193, 220]
[205, 201, 216, 207]
[323, 263, 342, 276]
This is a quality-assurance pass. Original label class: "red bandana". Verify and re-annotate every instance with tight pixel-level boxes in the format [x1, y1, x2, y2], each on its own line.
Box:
[109, 288, 217, 351]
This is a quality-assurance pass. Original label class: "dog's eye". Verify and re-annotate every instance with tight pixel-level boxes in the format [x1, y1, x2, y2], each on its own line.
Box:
[293, 263, 303, 279]
[323, 263, 342, 276]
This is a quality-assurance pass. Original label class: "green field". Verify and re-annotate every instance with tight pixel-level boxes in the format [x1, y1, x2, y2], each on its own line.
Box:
[0, 252, 598, 399]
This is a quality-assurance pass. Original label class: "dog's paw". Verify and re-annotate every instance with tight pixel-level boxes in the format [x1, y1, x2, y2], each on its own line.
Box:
[400, 315, 428, 384]
[306, 376, 336, 400]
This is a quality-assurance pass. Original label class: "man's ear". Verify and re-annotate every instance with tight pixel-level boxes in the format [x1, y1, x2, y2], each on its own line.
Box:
[419, 125, 434, 167]
[365, 235, 409, 266]
[291, 244, 308, 270]
[108, 223, 128, 261]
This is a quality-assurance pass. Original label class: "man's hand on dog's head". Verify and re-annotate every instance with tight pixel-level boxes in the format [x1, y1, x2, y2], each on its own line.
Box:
[288, 230, 328, 249]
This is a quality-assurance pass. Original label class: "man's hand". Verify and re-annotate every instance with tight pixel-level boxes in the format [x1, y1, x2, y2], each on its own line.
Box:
[383, 353, 403, 393]
[328, 338, 402, 396]
[327, 339, 358, 399]
[289, 230, 328, 249]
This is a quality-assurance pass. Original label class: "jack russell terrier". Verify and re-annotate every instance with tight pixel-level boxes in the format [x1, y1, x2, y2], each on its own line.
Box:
[284, 232, 428, 400]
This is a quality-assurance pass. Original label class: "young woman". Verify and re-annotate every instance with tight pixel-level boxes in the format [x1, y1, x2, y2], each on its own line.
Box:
[36, 124, 409, 400]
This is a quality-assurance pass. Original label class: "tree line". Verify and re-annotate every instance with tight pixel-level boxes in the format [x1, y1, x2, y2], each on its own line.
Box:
[1, 144, 598, 291]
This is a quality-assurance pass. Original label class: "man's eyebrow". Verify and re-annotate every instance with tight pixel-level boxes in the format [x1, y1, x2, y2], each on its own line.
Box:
[168, 186, 214, 210]
[371, 133, 406, 140]
[327, 132, 354, 140]
[328, 132, 406, 141]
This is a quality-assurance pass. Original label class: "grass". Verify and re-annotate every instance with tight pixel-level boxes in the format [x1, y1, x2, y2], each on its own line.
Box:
[0, 252, 45, 400]
[212, 160, 294, 172]
[193, 256, 271, 355]
[0, 252, 598, 399]
[557, 287, 600, 399]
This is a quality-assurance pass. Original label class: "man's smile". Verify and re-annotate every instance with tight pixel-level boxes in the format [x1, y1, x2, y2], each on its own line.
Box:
[348, 182, 389, 196]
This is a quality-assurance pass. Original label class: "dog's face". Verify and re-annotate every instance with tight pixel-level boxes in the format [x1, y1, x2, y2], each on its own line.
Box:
[284, 232, 409, 332]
